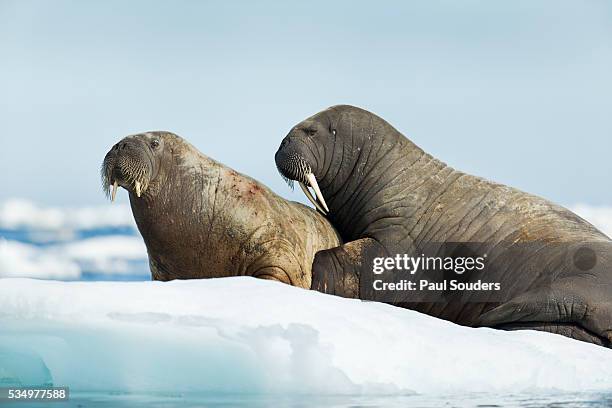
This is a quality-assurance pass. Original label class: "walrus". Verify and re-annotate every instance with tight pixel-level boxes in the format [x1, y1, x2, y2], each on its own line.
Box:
[102, 131, 340, 287]
[275, 105, 612, 347]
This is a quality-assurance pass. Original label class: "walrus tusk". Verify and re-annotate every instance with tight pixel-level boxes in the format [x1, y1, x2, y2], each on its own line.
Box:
[111, 181, 118, 202]
[305, 172, 329, 213]
[135, 181, 141, 198]
[300, 182, 327, 214]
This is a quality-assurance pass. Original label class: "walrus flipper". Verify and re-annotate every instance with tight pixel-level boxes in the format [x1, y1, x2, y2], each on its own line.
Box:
[311, 238, 386, 299]
[477, 282, 612, 347]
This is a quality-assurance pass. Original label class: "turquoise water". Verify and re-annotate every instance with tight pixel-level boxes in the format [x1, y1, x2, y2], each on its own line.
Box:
[2, 392, 611, 408]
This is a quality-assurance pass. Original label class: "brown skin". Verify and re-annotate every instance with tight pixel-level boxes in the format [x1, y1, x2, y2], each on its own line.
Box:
[102, 131, 340, 287]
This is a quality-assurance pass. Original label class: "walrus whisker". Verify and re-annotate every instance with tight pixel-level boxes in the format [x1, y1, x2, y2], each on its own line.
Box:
[299, 182, 327, 214]
[279, 173, 295, 190]
[305, 172, 329, 212]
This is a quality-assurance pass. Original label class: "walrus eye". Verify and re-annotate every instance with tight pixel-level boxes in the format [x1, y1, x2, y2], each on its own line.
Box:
[150, 139, 160, 149]
[307, 128, 317, 136]
[332, 129, 337, 136]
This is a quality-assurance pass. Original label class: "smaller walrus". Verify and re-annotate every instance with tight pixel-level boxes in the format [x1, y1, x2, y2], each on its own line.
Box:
[102, 131, 340, 287]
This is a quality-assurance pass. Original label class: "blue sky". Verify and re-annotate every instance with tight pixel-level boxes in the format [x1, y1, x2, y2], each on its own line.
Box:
[0, 0, 610, 206]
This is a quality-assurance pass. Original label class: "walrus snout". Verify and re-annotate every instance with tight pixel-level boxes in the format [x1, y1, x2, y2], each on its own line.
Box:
[275, 138, 329, 214]
[101, 136, 154, 202]
[275, 149, 310, 185]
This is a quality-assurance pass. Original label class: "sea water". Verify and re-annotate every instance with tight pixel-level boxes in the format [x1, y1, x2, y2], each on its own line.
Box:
[3, 391, 612, 407]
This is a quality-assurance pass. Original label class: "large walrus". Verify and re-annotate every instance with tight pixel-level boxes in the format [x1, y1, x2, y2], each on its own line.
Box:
[102, 131, 340, 286]
[275, 105, 612, 346]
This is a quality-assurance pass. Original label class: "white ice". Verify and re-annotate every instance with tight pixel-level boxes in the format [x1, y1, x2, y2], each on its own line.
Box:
[0, 237, 147, 279]
[0, 199, 135, 231]
[0, 278, 611, 395]
[0, 198, 147, 278]
[0, 240, 80, 279]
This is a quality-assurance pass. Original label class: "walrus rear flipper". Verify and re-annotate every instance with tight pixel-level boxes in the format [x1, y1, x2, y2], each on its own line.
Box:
[477, 283, 612, 347]
[311, 238, 386, 299]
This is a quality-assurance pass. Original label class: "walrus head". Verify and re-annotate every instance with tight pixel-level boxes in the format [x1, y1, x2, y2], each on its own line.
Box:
[275, 105, 402, 218]
[101, 132, 172, 201]
[274, 108, 342, 215]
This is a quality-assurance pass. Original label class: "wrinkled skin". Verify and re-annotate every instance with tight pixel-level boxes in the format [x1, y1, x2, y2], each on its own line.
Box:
[275, 105, 612, 347]
[102, 131, 340, 287]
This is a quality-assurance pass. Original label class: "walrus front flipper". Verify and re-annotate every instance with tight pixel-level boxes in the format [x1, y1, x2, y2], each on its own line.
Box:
[477, 281, 612, 347]
[311, 238, 386, 299]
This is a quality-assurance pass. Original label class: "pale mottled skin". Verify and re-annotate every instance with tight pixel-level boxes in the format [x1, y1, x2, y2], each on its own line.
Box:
[102, 131, 340, 288]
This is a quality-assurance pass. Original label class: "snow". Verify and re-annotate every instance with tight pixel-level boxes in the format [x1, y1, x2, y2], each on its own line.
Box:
[0, 278, 611, 394]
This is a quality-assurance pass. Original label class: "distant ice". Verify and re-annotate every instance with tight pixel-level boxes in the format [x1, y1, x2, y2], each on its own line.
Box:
[0, 240, 81, 279]
[0, 278, 611, 394]
[0, 199, 147, 279]
[60, 236, 148, 276]
[0, 198, 135, 231]
[0, 236, 147, 279]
